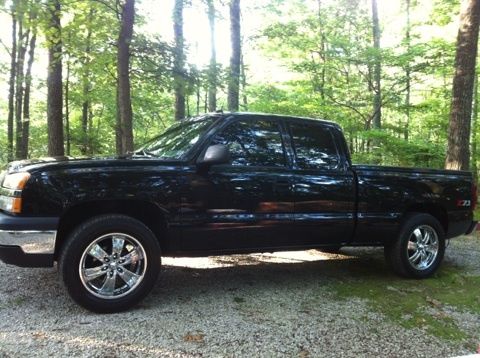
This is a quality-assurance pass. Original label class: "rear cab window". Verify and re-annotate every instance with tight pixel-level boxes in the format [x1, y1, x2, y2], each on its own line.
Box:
[288, 121, 341, 170]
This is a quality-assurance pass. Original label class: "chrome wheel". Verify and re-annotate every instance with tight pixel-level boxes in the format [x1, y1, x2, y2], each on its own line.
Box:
[406, 225, 439, 270]
[79, 233, 147, 299]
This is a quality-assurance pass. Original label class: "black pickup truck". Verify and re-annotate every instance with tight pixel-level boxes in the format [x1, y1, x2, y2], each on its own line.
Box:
[0, 112, 477, 312]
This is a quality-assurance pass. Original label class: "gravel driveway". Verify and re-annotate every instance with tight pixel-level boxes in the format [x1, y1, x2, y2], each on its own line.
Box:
[0, 235, 478, 357]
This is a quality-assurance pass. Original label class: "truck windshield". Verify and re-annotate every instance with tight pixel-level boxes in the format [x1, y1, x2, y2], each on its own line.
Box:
[135, 116, 216, 159]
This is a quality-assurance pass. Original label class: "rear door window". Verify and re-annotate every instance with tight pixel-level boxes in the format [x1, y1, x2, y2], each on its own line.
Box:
[289, 121, 340, 170]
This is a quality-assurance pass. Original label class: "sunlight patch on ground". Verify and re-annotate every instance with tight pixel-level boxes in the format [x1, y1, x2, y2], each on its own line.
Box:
[163, 249, 354, 269]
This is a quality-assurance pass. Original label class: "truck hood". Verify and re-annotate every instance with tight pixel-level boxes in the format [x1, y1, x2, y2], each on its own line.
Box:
[4, 155, 183, 174]
[6, 156, 73, 172]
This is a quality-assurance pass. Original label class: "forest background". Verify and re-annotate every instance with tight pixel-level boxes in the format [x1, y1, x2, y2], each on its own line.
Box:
[0, 0, 479, 181]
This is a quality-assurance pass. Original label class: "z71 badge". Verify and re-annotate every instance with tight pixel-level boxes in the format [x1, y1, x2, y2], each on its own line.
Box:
[457, 200, 471, 207]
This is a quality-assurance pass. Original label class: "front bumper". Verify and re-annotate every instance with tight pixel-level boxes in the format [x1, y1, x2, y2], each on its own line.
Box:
[0, 212, 58, 267]
[0, 245, 54, 267]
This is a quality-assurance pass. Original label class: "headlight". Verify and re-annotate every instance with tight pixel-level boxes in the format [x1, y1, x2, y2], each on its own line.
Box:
[0, 172, 30, 213]
[2, 172, 31, 190]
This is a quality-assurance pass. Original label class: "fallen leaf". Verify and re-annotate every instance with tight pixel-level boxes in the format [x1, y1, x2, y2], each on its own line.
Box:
[386, 286, 407, 295]
[32, 332, 47, 340]
[426, 296, 442, 308]
[432, 311, 449, 319]
[299, 349, 310, 358]
[183, 333, 205, 343]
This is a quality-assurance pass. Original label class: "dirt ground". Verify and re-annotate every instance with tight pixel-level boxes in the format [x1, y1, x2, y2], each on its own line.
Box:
[0, 235, 478, 357]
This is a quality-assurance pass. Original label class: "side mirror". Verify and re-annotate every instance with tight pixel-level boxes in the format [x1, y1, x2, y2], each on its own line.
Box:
[197, 144, 231, 168]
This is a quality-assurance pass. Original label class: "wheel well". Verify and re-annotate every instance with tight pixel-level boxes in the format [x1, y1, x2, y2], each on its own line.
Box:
[55, 200, 168, 259]
[405, 204, 448, 233]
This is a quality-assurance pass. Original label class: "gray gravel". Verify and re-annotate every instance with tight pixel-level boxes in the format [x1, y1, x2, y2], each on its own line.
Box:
[0, 235, 479, 357]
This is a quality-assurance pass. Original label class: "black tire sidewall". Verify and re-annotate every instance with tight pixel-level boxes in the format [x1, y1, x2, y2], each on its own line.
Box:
[60, 215, 161, 313]
[397, 214, 445, 278]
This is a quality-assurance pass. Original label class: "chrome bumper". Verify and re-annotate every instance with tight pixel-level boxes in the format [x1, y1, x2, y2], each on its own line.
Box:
[0, 230, 56, 254]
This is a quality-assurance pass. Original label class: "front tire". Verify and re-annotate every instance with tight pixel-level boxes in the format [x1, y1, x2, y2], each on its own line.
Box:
[385, 213, 445, 278]
[59, 214, 161, 313]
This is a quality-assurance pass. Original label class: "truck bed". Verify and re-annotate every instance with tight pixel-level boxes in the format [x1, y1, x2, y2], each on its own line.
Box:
[352, 164, 475, 244]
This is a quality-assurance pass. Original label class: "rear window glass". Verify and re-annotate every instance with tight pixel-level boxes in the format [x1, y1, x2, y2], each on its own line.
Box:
[289, 122, 340, 170]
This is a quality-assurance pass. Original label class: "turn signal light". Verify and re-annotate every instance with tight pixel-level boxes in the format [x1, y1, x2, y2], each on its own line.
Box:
[11, 197, 22, 213]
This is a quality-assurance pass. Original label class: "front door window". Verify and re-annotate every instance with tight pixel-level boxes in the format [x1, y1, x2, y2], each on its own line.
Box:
[210, 119, 287, 168]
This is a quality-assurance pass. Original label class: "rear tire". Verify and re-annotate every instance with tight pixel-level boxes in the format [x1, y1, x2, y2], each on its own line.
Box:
[59, 214, 161, 313]
[385, 213, 445, 279]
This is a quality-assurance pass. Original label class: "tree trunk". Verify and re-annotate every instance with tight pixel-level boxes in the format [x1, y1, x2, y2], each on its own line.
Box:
[7, 13, 17, 162]
[81, 8, 94, 155]
[240, 52, 247, 110]
[46, 0, 64, 157]
[317, 0, 326, 100]
[404, 0, 411, 141]
[15, 22, 29, 159]
[472, 72, 478, 181]
[445, 0, 480, 170]
[81, 97, 88, 154]
[115, 80, 123, 155]
[196, 82, 200, 115]
[173, 0, 185, 120]
[207, 0, 217, 112]
[88, 103, 94, 155]
[228, 0, 241, 112]
[204, 90, 208, 113]
[19, 32, 36, 159]
[371, 0, 381, 129]
[65, 51, 70, 156]
[117, 0, 135, 154]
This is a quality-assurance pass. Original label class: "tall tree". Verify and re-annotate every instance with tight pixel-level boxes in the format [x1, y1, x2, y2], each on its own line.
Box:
[63, 24, 72, 156]
[115, 81, 123, 154]
[7, 7, 17, 162]
[46, 0, 64, 156]
[404, 0, 411, 141]
[15, 18, 29, 158]
[19, 28, 37, 159]
[316, 0, 326, 100]
[228, 0, 241, 112]
[445, 0, 480, 170]
[472, 72, 478, 180]
[117, 0, 135, 154]
[173, 0, 185, 120]
[240, 52, 247, 110]
[371, 0, 381, 129]
[81, 8, 94, 155]
[65, 50, 71, 156]
[206, 0, 217, 112]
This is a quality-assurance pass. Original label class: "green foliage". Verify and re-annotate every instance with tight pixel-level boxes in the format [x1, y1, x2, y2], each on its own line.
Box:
[430, 0, 461, 26]
[353, 130, 446, 167]
[245, 0, 465, 169]
[0, 0, 477, 173]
